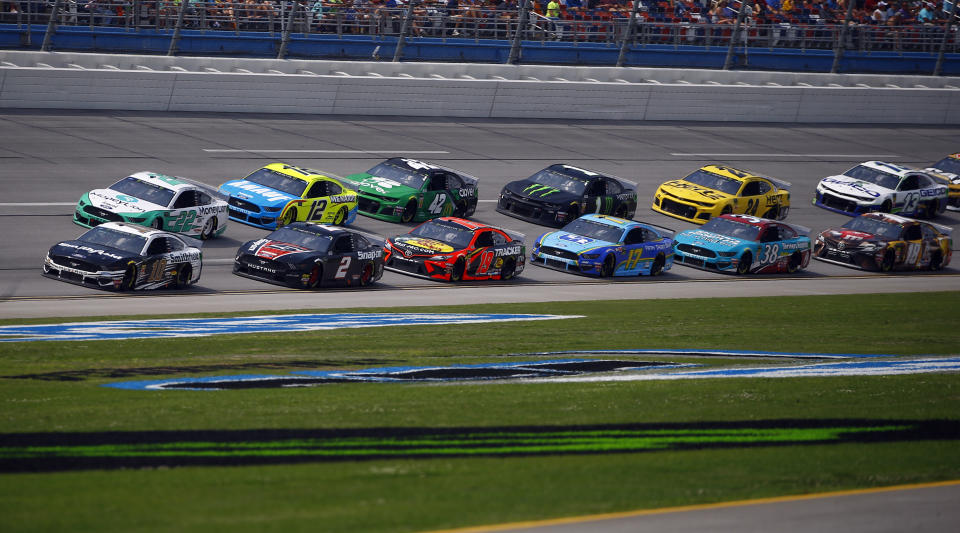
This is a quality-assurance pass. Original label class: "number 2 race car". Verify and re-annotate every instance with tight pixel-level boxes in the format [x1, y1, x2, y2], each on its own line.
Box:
[652, 165, 791, 225]
[531, 214, 673, 277]
[384, 217, 525, 281]
[497, 164, 638, 228]
[344, 158, 479, 223]
[813, 212, 952, 272]
[219, 164, 358, 230]
[234, 222, 384, 289]
[672, 214, 811, 275]
[814, 161, 948, 218]
[73, 171, 228, 240]
[43, 222, 202, 291]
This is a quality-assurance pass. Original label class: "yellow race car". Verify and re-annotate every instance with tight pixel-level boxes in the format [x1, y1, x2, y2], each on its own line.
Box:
[925, 153, 960, 210]
[652, 165, 791, 224]
[219, 164, 359, 230]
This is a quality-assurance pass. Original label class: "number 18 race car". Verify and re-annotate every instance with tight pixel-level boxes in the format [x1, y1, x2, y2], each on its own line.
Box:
[43, 222, 203, 291]
[384, 217, 525, 281]
[813, 212, 952, 272]
[672, 214, 811, 275]
[234, 222, 384, 289]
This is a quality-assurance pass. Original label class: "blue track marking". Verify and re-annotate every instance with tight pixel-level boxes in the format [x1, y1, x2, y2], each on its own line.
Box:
[0, 313, 582, 343]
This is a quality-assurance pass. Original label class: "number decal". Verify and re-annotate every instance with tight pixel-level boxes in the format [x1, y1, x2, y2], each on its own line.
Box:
[335, 256, 351, 279]
[625, 249, 644, 270]
[904, 242, 921, 265]
[146, 259, 167, 282]
[902, 193, 919, 214]
[428, 193, 447, 215]
[744, 199, 761, 216]
[478, 251, 495, 273]
[171, 211, 197, 232]
[761, 244, 780, 264]
[402, 159, 440, 171]
[310, 199, 329, 221]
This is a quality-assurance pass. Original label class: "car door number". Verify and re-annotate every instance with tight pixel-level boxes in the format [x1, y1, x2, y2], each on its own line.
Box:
[310, 200, 329, 221]
[170, 211, 197, 232]
[428, 193, 447, 215]
[902, 193, 919, 214]
[904, 242, 921, 265]
[744, 198, 763, 216]
[334, 256, 352, 279]
[145, 259, 167, 282]
[760, 244, 780, 264]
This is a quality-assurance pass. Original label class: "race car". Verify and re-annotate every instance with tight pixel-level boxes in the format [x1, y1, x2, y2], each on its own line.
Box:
[383, 217, 525, 281]
[343, 158, 478, 223]
[496, 164, 638, 228]
[233, 222, 384, 289]
[43, 222, 202, 291]
[73, 171, 228, 240]
[924, 153, 960, 210]
[672, 214, 811, 275]
[530, 214, 673, 277]
[813, 212, 952, 272]
[651, 165, 791, 225]
[813, 161, 948, 218]
[219, 163, 358, 230]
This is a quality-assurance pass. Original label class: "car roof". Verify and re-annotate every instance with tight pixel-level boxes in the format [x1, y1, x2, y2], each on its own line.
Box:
[431, 217, 524, 241]
[284, 221, 349, 236]
[382, 157, 479, 185]
[98, 221, 164, 237]
[545, 164, 637, 188]
[262, 163, 345, 184]
[699, 165, 790, 189]
[128, 171, 193, 192]
[855, 161, 916, 177]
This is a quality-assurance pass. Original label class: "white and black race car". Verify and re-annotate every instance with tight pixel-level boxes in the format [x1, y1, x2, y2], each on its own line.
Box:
[814, 161, 948, 218]
[43, 222, 203, 291]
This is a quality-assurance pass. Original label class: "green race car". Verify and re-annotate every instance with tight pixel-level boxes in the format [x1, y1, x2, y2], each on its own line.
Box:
[343, 158, 479, 223]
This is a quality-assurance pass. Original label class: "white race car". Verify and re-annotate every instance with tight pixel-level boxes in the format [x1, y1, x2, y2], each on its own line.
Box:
[813, 161, 948, 219]
[924, 153, 960, 210]
[74, 171, 229, 239]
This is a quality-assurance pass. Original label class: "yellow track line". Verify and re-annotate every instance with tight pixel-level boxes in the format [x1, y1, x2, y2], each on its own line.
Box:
[424, 480, 960, 533]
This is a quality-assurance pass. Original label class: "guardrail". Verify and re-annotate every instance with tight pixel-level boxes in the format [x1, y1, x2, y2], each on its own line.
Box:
[3, 0, 958, 74]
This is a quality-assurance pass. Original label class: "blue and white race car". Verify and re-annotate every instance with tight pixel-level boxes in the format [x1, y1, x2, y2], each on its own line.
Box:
[814, 161, 948, 218]
[672, 214, 811, 275]
[530, 214, 673, 277]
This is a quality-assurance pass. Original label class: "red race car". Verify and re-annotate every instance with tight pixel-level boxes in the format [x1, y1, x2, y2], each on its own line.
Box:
[384, 217, 525, 281]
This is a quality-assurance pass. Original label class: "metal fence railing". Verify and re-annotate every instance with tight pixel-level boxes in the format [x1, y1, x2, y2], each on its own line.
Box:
[3, 0, 958, 73]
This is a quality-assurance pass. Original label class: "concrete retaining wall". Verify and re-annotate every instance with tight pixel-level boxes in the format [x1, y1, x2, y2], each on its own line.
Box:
[2, 51, 958, 123]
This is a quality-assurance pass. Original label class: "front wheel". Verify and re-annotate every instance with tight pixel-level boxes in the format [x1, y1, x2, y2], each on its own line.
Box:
[599, 255, 615, 277]
[400, 200, 417, 223]
[450, 257, 466, 282]
[880, 249, 895, 272]
[736, 251, 752, 275]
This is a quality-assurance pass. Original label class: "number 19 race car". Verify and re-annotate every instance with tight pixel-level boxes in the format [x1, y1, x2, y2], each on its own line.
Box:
[813, 212, 952, 272]
[530, 214, 673, 277]
[384, 217, 525, 281]
[672, 214, 811, 275]
[814, 161, 948, 218]
[73, 171, 228, 239]
[43, 222, 202, 291]
[234, 222, 384, 289]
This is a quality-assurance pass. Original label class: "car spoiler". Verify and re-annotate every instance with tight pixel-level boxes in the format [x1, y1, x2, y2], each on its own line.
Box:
[765, 176, 792, 190]
[179, 178, 229, 201]
[638, 220, 676, 238]
[181, 234, 205, 249]
[784, 223, 812, 237]
[928, 221, 954, 236]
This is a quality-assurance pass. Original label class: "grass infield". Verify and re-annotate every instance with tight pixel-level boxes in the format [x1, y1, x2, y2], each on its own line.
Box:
[1, 291, 959, 532]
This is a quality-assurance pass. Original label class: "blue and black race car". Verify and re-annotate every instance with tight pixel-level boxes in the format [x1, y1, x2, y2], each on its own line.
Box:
[530, 214, 673, 277]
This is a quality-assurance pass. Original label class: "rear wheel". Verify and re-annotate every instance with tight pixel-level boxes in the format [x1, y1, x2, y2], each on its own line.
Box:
[173, 265, 191, 289]
[929, 250, 944, 271]
[776, 205, 789, 220]
[359, 262, 374, 286]
[787, 252, 802, 273]
[333, 206, 347, 226]
[599, 255, 615, 277]
[452, 201, 466, 218]
[923, 200, 939, 219]
[500, 259, 516, 280]
[763, 207, 778, 219]
[450, 258, 466, 281]
[199, 217, 217, 240]
[400, 200, 417, 223]
[649, 254, 665, 276]
[614, 204, 628, 219]
[736, 251, 752, 275]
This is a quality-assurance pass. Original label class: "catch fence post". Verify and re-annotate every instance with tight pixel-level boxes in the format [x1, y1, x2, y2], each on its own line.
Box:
[934, 0, 959, 76]
[42, 0, 62, 51]
[167, 0, 188, 56]
[616, 0, 643, 67]
[507, 0, 532, 64]
[393, 0, 418, 62]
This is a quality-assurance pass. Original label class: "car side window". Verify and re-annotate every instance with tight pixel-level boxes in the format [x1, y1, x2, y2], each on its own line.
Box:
[197, 191, 213, 206]
[921, 224, 937, 240]
[355, 234, 371, 248]
[778, 224, 797, 239]
[491, 232, 508, 246]
[741, 181, 761, 196]
[606, 179, 623, 195]
[756, 181, 771, 195]
[146, 238, 168, 255]
[172, 191, 196, 209]
[306, 181, 327, 198]
[642, 229, 659, 242]
[446, 174, 464, 190]
[903, 225, 922, 240]
[586, 180, 604, 196]
[428, 173, 446, 191]
[624, 228, 645, 245]
[327, 181, 342, 196]
[167, 238, 185, 252]
[899, 175, 919, 191]
[474, 231, 494, 247]
[333, 236, 353, 253]
[760, 227, 779, 242]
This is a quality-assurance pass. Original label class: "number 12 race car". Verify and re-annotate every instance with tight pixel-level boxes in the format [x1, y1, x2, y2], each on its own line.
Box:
[672, 214, 811, 274]
[384, 217, 525, 281]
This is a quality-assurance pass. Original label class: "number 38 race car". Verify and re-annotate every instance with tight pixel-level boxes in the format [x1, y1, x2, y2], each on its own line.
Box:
[813, 212, 952, 272]
[384, 217, 525, 281]
[233, 222, 384, 289]
[43, 222, 203, 291]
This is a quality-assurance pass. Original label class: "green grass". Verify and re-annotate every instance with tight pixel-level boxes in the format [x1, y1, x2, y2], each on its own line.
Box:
[1, 292, 959, 532]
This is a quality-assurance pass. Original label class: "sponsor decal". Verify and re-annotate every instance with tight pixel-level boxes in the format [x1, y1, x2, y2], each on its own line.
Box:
[684, 230, 740, 247]
[357, 250, 383, 260]
[254, 241, 311, 259]
[495, 246, 522, 257]
[821, 177, 883, 198]
[397, 237, 454, 254]
[667, 181, 726, 201]
[58, 243, 125, 261]
[0, 313, 581, 342]
[329, 194, 357, 203]
[459, 187, 476, 197]
[523, 184, 560, 197]
[233, 182, 292, 202]
[196, 205, 226, 216]
[559, 234, 595, 245]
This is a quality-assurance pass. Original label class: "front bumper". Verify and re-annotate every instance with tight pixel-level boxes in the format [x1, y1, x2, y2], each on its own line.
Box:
[651, 192, 715, 224]
[496, 197, 572, 228]
[42, 257, 125, 290]
[813, 190, 876, 216]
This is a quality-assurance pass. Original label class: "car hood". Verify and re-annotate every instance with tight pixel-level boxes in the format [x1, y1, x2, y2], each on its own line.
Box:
[658, 180, 734, 202]
[674, 229, 746, 251]
[219, 180, 298, 208]
[85, 189, 165, 214]
[242, 239, 315, 261]
[504, 180, 579, 205]
[538, 231, 614, 253]
[389, 235, 460, 257]
[818, 175, 889, 198]
[49, 240, 135, 268]
[345, 174, 420, 199]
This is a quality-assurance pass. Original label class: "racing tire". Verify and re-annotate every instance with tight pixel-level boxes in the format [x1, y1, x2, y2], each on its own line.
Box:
[450, 257, 466, 282]
[736, 251, 752, 275]
[614, 205, 628, 219]
[787, 252, 802, 274]
[570, 202, 580, 220]
[763, 207, 778, 219]
[777, 205, 789, 220]
[307, 264, 323, 289]
[923, 200, 939, 219]
[880, 249, 895, 272]
[333, 206, 348, 226]
[280, 207, 297, 227]
[500, 259, 516, 280]
[600, 255, 615, 278]
[150, 218, 163, 230]
[173, 265, 192, 289]
[120, 264, 137, 291]
[929, 250, 944, 271]
[400, 200, 417, 223]
[199, 217, 217, 240]
[452, 201, 466, 218]
[880, 200, 893, 214]
[650, 254, 665, 276]
[359, 262, 375, 286]
[721, 205, 733, 216]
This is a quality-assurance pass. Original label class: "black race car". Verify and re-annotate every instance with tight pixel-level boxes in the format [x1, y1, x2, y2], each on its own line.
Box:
[233, 222, 384, 288]
[43, 222, 203, 291]
[496, 164, 638, 228]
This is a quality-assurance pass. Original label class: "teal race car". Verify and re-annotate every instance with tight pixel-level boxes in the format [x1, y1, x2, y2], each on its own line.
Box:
[343, 158, 479, 223]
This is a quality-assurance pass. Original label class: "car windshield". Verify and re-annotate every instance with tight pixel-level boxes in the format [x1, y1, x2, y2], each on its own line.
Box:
[700, 218, 761, 241]
[244, 168, 308, 196]
[108, 177, 176, 207]
[78, 226, 147, 254]
[841, 217, 903, 240]
[680, 169, 743, 195]
[365, 161, 428, 189]
[408, 220, 475, 249]
[267, 227, 332, 251]
[560, 218, 623, 243]
[932, 157, 960, 174]
[841, 165, 901, 190]
[525, 169, 588, 195]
